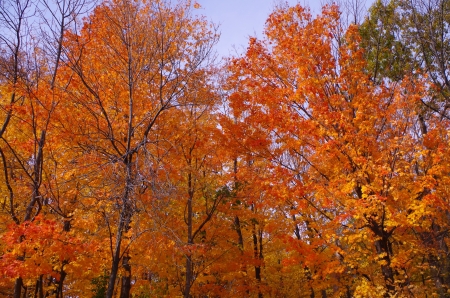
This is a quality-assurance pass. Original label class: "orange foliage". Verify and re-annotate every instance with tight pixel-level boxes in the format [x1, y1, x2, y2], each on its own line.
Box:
[1, 1, 450, 297]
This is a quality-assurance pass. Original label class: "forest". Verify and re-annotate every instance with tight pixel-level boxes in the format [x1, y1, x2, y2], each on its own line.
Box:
[1, 0, 450, 297]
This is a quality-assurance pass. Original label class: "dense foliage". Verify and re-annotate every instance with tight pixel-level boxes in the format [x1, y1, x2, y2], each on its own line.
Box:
[1, 0, 450, 297]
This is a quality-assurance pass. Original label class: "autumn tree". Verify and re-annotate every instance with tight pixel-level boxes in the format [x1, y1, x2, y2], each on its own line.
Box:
[225, 3, 450, 297]
[60, 0, 218, 296]
[360, 0, 450, 115]
[360, 1, 450, 293]
[0, 0, 95, 296]
[136, 90, 238, 297]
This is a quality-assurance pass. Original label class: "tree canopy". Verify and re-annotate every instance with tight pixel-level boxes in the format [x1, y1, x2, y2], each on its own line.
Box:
[1, 0, 450, 297]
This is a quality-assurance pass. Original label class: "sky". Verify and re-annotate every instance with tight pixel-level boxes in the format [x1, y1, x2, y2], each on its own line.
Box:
[195, 0, 374, 59]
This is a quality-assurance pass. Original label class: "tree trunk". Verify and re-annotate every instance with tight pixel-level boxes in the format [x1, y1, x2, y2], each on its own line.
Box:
[106, 157, 133, 297]
[120, 253, 131, 298]
[252, 217, 263, 298]
[234, 216, 244, 252]
[34, 275, 44, 298]
[13, 277, 22, 298]
[56, 269, 67, 298]
[374, 235, 395, 297]
[106, 216, 125, 298]
[184, 255, 193, 298]
[184, 172, 194, 298]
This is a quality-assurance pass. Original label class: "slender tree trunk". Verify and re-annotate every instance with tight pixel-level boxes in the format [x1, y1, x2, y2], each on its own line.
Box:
[184, 256, 193, 298]
[234, 216, 244, 252]
[13, 277, 22, 298]
[233, 158, 245, 265]
[252, 216, 263, 298]
[120, 252, 131, 298]
[34, 277, 40, 298]
[106, 214, 125, 298]
[184, 172, 194, 298]
[232, 158, 249, 294]
[106, 155, 134, 297]
[374, 234, 395, 297]
[34, 275, 44, 298]
[56, 269, 67, 298]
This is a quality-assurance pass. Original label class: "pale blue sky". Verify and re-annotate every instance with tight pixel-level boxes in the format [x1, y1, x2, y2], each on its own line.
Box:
[195, 0, 374, 59]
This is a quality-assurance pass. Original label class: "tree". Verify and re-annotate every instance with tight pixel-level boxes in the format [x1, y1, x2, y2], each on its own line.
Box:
[359, 0, 413, 82]
[225, 3, 450, 296]
[0, 0, 93, 295]
[60, 0, 218, 296]
[360, 0, 450, 115]
[360, 1, 450, 294]
[400, 0, 450, 118]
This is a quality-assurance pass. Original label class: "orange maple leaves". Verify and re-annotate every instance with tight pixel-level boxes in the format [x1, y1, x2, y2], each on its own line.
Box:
[225, 3, 450, 296]
[1, 1, 449, 297]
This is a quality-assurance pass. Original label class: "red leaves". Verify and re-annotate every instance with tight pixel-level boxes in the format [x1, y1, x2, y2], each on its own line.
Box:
[1, 216, 86, 279]
[223, 1, 450, 295]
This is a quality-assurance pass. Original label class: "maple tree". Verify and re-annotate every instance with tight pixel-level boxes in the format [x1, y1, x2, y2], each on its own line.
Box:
[59, 0, 219, 296]
[0, 0, 96, 296]
[141, 96, 234, 297]
[224, 3, 450, 297]
[360, 1, 450, 292]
